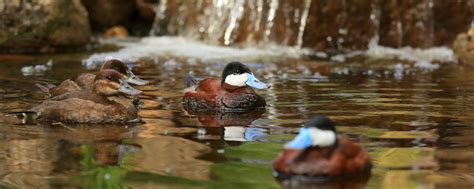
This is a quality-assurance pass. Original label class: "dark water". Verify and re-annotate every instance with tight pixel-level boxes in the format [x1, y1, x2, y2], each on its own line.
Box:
[0, 52, 473, 189]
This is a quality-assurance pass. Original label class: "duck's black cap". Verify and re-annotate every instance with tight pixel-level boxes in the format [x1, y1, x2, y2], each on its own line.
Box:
[222, 62, 251, 75]
[303, 115, 337, 133]
[221, 61, 252, 85]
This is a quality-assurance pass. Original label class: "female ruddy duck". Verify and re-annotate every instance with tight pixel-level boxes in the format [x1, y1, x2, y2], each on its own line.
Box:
[38, 59, 147, 97]
[273, 116, 372, 179]
[183, 62, 269, 113]
[31, 70, 142, 123]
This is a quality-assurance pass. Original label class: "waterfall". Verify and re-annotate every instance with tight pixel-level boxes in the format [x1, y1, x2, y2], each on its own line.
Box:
[470, 0, 474, 28]
[422, 0, 434, 47]
[148, 0, 472, 51]
[296, 0, 311, 48]
[368, 0, 381, 48]
[149, 0, 312, 48]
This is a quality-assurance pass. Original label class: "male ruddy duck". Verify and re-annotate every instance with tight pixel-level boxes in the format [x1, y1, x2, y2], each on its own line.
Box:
[37, 59, 147, 97]
[183, 62, 269, 113]
[273, 116, 372, 179]
[31, 70, 142, 123]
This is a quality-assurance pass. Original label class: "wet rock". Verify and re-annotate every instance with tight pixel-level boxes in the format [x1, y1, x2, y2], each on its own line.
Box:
[81, 0, 136, 30]
[81, 0, 156, 35]
[452, 28, 474, 65]
[0, 0, 91, 53]
[303, 0, 374, 50]
[104, 26, 129, 38]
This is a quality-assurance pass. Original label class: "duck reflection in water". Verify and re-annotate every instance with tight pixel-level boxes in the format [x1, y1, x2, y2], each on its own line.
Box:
[43, 123, 142, 166]
[182, 109, 267, 147]
[186, 109, 265, 127]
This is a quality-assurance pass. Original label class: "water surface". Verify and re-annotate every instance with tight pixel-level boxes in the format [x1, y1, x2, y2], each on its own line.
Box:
[0, 51, 473, 188]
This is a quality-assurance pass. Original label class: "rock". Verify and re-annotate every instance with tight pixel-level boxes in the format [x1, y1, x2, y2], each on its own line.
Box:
[136, 0, 157, 23]
[452, 28, 474, 65]
[104, 26, 129, 38]
[81, 0, 156, 35]
[0, 0, 91, 53]
[81, 0, 136, 31]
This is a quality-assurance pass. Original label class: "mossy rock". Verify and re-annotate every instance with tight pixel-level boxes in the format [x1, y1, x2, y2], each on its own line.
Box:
[0, 0, 91, 53]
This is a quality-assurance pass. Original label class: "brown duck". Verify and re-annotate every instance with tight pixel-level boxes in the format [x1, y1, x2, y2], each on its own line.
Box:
[31, 70, 142, 123]
[37, 59, 147, 97]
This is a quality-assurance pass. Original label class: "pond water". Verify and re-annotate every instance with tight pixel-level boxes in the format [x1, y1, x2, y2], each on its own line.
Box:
[0, 41, 473, 188]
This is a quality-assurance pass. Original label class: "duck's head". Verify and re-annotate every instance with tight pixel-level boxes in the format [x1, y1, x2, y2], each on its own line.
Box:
[94, 70, 142, 96]
[285, 116, 338, 150]
[102, 59, 148, 85]
[221, 62, 269, 89]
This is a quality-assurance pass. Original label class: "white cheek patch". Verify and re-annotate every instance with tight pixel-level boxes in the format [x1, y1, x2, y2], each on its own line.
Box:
[225, 73, 249, 87]
[309, 128, 337, 147]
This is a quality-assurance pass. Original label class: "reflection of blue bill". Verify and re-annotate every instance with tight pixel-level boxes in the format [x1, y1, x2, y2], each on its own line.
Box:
[245, 127, 267, 141]
[224, 127, 267, 142]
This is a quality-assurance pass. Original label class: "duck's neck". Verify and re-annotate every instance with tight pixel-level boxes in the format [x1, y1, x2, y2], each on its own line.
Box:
[222, 83, 245, 91]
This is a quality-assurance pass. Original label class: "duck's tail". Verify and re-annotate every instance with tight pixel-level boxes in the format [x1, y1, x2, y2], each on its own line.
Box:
[35, 84, 50, 93]
[185, 72, 199, 88]
[35, 82, 55, 95]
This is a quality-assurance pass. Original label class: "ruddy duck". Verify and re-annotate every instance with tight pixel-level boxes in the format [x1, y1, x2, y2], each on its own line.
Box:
[31, 70, 142, 123]
[37, 59, 147, 97]
[273, 116, 372, 179]
[183, 62, 269, 113]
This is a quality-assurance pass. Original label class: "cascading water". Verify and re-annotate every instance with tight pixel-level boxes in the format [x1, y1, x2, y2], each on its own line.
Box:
[149, 0, 313, 48]
[85, 0, 473, 68]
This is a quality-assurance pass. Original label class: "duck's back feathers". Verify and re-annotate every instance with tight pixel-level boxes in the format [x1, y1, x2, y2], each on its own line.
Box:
[52, 79, 81, 95]
[75, 73, 96, 90]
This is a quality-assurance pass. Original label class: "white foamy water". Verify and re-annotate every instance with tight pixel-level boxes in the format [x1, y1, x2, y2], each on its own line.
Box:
[365, 44, 457, 63]
[21, 59, 53, 76]
[83, 36, 458, 71]
[83, 37, 312, 69]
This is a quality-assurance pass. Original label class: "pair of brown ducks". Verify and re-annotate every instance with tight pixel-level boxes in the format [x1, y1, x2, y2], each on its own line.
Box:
[31, 59, 147, 123]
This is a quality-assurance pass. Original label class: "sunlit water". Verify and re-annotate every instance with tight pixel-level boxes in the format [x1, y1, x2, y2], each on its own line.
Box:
[0, 41, 474, 188]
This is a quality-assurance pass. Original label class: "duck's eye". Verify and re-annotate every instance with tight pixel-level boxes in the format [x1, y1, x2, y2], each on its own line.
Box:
[106, 76, 112, 80]
[115, 67, 120, 71]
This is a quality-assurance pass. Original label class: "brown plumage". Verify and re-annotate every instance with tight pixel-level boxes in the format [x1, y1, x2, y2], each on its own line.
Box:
[273, 136, 372, 178]
[31, 70, 141, 123]
[39, 59, 147, 97]
[183, 77, 266, 112]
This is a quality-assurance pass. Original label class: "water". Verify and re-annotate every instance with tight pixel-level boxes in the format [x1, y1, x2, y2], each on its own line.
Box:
[0, 43, 474, 188]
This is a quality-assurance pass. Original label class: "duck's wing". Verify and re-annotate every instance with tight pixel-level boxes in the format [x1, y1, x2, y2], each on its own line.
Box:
[31, 98, 136, 123]
[337, 136, 372, 174]
[75, 73, 96, 89]
[49, 79, 81, 97]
